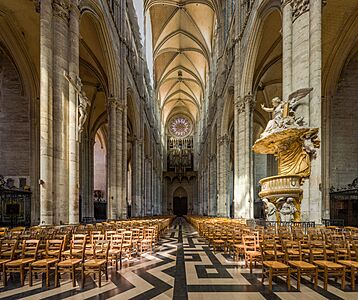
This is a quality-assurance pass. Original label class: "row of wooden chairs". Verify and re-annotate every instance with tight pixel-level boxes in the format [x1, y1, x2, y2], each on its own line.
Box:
[187, 216, 358, 291]
[0, 217, 174, 288]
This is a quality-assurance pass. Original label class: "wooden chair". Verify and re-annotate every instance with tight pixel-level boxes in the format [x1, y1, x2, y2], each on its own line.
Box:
[55, 239, 86, 287]
[3, 239, 40, 286]
[109, 234, 123, 270]
[337, 241, 358, 290]
[0, 239, 18, 280]
[105, 230, 117, 241]
[81, 240, 110, 287]
[131, 229, 141, 256]
[284, 240, 318, 290]
[140, 228, 154, 255]
[260, 240, 291, 291]
[62, 234, 87, 259]
[122, 231, 133, 260]
[212, 227, 226, 253]
[29, 239, 64, 287]
[233, 228, 249, 261]
[86, 234, 105, 257]
[242, 234, 261, 273]
[309, 240, 346, 290]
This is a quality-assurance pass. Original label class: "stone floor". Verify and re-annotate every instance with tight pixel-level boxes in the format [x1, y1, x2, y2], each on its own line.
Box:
[1, 218, 357, 300]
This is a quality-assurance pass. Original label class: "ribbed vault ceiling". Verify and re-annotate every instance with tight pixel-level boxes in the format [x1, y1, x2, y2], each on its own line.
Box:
[145, 0, 216, 127]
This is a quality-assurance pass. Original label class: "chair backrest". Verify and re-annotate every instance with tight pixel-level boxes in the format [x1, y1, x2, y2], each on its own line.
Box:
[22, 239, 40, 259]
[242, 235, 258, 253]
[72, 234, 87, 247]
[70, 239, 86, 259]
[91, 234, 105, 244]
[93, 240, 110, 260]
[0, 239, 19, 260]
[346, 240, 358, 261]
[308, 240, 326, 262]
[131, 229, 140, 240]
[111, 234, 123, 250]
[123, 231, 133, 244]
[260, 240, 278, 261]
[46, 239, 64, 259]
[284, 240, 302, 261]
[144, 228, 154, 240]
[105, 230, 117, 240]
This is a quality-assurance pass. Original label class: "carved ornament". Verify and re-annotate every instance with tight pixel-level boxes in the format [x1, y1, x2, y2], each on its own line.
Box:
[52, 0, 70, 21]
[291, 0, 309, 21]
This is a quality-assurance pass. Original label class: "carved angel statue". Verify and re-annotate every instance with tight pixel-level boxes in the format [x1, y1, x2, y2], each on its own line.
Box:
[260, 88, 313, 137]
[260, 97, 285, 136]
[262, 198, 277, 222]
[278, 197, 297, 222]
[78, 91, 90, 134]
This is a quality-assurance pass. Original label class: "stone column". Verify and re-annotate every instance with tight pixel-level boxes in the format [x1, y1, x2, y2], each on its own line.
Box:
[107, 97, 118, 220]
[287, 0, 322, 222]
[118, 0, 127, 220]
[52, 0, 69, 224]
[121, 104, 127, 219]
[282, 0, 293, 100]
[217, 134, 229, 217]
[234, 95, 255, 219]
[68, 1, 80, 224]
[80, 133, 94, 220]
[115, 103, 124, 219]
[203, 167, 209, 215]
[40, 0, 54, 225]
[144, 157, 152, 216]
[133, 138, 143, 217]
[209, 155, 217, 216]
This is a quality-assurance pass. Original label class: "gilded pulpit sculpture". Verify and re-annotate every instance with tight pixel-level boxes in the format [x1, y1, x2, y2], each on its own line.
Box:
[253, 88, 320, 221]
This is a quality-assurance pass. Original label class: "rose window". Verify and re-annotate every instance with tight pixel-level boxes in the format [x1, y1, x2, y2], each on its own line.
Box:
[169, 116, 192, 138]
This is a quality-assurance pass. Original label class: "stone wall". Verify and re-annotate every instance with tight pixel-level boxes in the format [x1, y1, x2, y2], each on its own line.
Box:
[331, 51, 358, 187]
[0, 49, 30, 178]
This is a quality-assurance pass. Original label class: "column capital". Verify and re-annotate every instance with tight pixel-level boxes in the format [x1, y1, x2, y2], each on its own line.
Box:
[107, 97, 126, 111]
[52, 0, 70, 21]
[291, 0, 309, 22]
[234, 97, 245, 114]
[244, 93, 256, 112]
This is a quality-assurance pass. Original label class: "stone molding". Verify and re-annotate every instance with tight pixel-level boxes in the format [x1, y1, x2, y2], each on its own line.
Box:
[244, 94, 256, 112]
[218, 134, 229, 146]
[52, 0, 70, 21]
[107, 97, 125, 111]
[33, 0, 40, 13]
[234, 97, 245, 113]
[234, 94, 255, 113]
[291, 0, 309, 21]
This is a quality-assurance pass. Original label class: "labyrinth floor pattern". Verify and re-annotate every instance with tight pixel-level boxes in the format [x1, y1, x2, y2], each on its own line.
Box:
[1, 219, 357, 300]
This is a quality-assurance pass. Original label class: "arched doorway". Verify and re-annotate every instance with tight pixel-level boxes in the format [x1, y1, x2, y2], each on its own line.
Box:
[173, 187, 188, 216]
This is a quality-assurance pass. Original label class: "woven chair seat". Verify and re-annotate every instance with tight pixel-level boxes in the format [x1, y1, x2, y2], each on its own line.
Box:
[58, 258, 82, 267]
[83, 259, 106, 267]
[313, 260, 345, 269]
[263, 261, 289, 269]
[6, 258, 35, 266]
[337, 260, 358, 268]
[31, 258, 58, 267]
[288, 260, 316, 269]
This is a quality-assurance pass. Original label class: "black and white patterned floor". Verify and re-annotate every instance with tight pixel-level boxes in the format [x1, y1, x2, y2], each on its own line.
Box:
[1, 219, 357, 299]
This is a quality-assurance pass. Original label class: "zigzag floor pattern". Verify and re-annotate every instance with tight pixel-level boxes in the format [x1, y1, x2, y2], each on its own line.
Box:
[1, 219, 357, 299]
